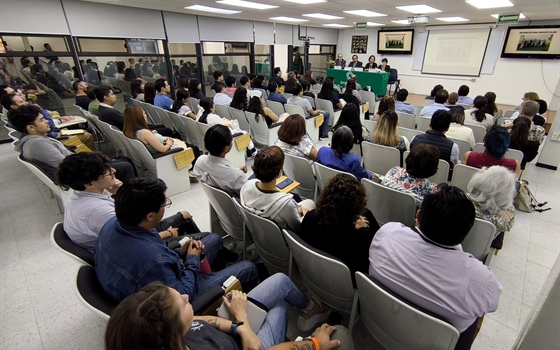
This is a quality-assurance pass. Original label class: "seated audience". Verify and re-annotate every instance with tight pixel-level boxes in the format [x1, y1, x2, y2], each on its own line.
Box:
[369, 184, 502, 346]
[224, 76, 237, 94]
[95, 177, 258, 303]
[382, 143, 439, 206]
[446, 92, 458, 106]
[193, 124, 248, 197]
[274, 114, 318, 161]
[247, 95, 289, 126]
[463, 125, 520, 175]
[230, 87, 249, 111]
[484, 92, 500, 117]
[211, 70, 225, 92]
[267, 81, 287, 104]
[513, 91, 539, 111]
[171, 89, 197, 120]
[283, 77, 299, 95]
[287, 84, 330, 140]
[58, 152, 199, 252]
[105, 278, 340, 350]
[333, 103, 371, 144]
[143, 83, 156, 105]
[130, 79, 145, 101]
[533, 99, 547, 126]
[465, 96, 495, 130]
[517, 100, 545, 144]
[467, 166, 516, 234]
[123, 106, 181, 155]
[317, 80, 343, 111]
[9, 104, 134, 183]
[340, 79, 361, 106]
[271, 67, 284, 87]
[213, 83, 233, 106]
[509, 117, 539, 169]
[188, 79, 205, 101]
[301, 174, 380, 284]
[240, 146, 315, 233]
[457, 85, 474, 105]
[317, 126, 372, 181]
[153, 78, 173, 110]
[446, 106, 476, 148]
[300, 80, 316, 98]
[425, 84, 443, 101]
[372, 95, 395, 122]
[419, 89, 449, 119]
[73, 81, 91, 110]
[410, 109, 459, 169]
[371, 110, 408, 157]
[302, 70, 316, 85]
[394, 89, 415, 115]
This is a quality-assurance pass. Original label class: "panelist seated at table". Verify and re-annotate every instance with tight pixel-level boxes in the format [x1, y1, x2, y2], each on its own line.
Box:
[364, 55, 378, 70]
[347, 55, 363, 69]
[335, 53, 346, 68]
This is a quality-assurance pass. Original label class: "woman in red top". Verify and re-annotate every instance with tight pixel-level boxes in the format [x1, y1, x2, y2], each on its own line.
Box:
[463, 125, 520, 176]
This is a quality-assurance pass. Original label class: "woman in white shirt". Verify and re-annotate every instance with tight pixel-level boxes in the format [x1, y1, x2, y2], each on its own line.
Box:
[171, 89, 197, 120]
[446, 106, 476, 148]
[465, 95, 495, 131]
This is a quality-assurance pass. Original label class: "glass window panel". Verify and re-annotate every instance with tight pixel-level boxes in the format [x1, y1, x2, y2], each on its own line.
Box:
[226, 43, 250, 54]
[173, 58, 200, 79]
[203, 42, 225, 55]
[169, 43, 197, 55]
[79, 38, 127, 53]
[255, 44, 270, 55]
[0, 36, 69, 52]
[320, 45, 335, 54]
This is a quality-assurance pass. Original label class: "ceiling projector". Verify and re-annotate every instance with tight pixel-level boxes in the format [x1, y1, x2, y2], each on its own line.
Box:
[408, 15, 430, 24]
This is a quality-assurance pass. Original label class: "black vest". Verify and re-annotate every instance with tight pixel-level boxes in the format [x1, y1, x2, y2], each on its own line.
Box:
[410, 130, 454, 166]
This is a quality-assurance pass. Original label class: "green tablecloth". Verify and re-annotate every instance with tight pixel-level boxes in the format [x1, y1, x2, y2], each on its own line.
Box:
[327, 68, 390, 96]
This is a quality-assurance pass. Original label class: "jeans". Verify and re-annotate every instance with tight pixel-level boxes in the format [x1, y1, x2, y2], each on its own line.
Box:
[194, 233, 258, 299]
[319, 111, 331, 137]
[248, 273, 309, 348]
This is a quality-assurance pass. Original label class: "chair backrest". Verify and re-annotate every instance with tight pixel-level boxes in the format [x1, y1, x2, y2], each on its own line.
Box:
[416, 117, 431, 132]
[402, 150, 449, 185]
[281, 92, 293, 100]
[496, 116, 510, 126]
[303, 95, 316, 108]
[196, 121, 211, 153]
[200, 182, 245, 241]
[313, 162, 356, 193]
[503, 109, 516, 119]
[447, 136, 472, 160]
[267, 100, 286, 116]
[364, 120, 377, 134]
[153, 106, 174, 129]
[388, 68, 398, 83]
[75, 265, 117, 320]
[410, 104, 423, 118]
[358, 90, 377, 112]
[245, 110, 278, 147]
[232, 200, 290, 272]
[140, 102, 162, 125]
[254, 88, 268, 98]
[183, 116, 204, 150]
[450, 164, 484, 192]
[283, 153, 317, 201]
[355, 272, 460, 350]
[315, 98, 336, 125]
[505, 148, 524, 165]
[230, 108, 251, 133]
[127, 138, 157, 177]
[96, 118, 127, 156]
[362, 141, 401, 175]
[361, 178, 417, 227]
[457, 103, 472, 110]
[463, 123, 486, 144]
[461, 218, 496, 264]
[284, 103, 305, 116]
[396, 112, 416, 129]
[215, 104, 232, 119]
[166, 111, 190, 144]
[473, 143, 485, 153]
[51, 222, 95, 266]
[283, 229, 357, 313]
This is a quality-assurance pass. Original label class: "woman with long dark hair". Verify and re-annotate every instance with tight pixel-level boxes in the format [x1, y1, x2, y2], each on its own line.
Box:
[466, 96, 494, 130]
[509, 116, 539, 169]
[171, 88, 197, 120]
[130, 79, 144, 101]
[340, 79, 361, 107]
[230, 87, 249, 111]
[143, 83, 156, 105]
[332, 103, 370, 144]
[318, 79, 343, 110]
[187, 78, 205, 100]
[484, 91, 500, 117]
[246, 95, 288, 126]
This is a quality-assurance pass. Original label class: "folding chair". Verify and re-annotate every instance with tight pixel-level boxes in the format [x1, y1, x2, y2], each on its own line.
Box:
[361, 178, 417, 227]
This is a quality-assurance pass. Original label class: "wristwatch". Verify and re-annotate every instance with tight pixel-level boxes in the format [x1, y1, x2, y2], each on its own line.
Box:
[230, 320, 244, 337]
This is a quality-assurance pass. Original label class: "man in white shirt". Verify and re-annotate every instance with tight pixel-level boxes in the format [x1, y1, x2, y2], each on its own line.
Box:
[419, 89, 450, 119]
[213, 83, 232, 106]
[369, 184, 502, 347]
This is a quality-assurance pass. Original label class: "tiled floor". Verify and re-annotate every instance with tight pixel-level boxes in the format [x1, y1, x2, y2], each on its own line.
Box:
[0, 134, 558, 349]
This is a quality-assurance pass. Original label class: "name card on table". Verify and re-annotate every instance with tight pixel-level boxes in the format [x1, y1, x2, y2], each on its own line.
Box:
[61, 135, 92, 153]
[235, 133, 251, 151]
[315, 114, 324, 128]
[174, 148, 195, 170]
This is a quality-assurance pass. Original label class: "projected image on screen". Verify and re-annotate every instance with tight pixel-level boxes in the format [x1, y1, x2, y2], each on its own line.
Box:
[422, 28, 491, 76]
[517, 35, 553, 52]
[502, 26, 560, 59]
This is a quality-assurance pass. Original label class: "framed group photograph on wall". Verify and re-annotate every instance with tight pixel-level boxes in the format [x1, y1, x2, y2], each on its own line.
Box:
[351, 35, 368, 54]
[501, 25, 560, 59]
[377, 29, 414, 55]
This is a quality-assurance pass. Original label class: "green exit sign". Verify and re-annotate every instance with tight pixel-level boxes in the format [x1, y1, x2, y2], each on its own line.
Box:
[355, 22, 367, 30]
[497, 14, 520, 24]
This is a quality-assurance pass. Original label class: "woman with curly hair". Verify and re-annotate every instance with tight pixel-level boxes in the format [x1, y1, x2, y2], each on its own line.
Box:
[230, 87, 249, 111]
[301, 174, 380, 285]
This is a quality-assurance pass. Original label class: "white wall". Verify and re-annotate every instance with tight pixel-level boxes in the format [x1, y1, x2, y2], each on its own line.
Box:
[337, 23, 560, 109]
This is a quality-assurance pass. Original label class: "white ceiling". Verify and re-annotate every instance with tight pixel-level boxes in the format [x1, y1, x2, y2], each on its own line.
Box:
[81, 0, 560, 27]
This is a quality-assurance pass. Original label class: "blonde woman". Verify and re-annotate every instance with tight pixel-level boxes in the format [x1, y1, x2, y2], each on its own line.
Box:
[371, 111, 408, 156]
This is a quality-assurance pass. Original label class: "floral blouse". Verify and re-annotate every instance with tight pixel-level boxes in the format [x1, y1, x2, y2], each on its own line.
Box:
[275, 136, 315, 160]
[382, 166, 438, 206]
[475, 205, 515, 233]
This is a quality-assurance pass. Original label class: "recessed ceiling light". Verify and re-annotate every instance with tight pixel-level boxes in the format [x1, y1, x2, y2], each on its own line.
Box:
[436, 17, 469, 22]
[185, 5, 241, 14]
[269, 16, 309, 22]
[323, 23, 352, 27]
[391, 20, 411, 25]
[466, 0, 513, 9]
[367, 22, 385, 26]
[396, 5, 442, 14]
[302, 13, 344, 20]
[283, 0, 326, 3]
[491, 13, 526, 19]
[216, 0, 278, 10]
[343, 10, 387, 17]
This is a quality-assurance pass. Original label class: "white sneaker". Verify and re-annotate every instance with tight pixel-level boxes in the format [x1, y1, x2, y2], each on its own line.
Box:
[297, 297, 331, 331]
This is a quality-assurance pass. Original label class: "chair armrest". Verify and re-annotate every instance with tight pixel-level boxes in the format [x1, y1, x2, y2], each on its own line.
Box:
[268, 123, 282, 130]
[152, 147, 185, 159]
[192, 284, 225, 315]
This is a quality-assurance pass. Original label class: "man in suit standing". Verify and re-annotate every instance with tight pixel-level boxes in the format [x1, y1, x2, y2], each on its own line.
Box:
[335, 53, 346, 68]
[348, 55, 362, 69]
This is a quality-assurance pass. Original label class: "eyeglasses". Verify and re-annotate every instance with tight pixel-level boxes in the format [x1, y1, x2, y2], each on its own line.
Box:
[100, 170, 113, 179]
[161, 197, 172, 208]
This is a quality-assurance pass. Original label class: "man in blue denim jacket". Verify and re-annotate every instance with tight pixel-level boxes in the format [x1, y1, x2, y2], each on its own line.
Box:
[95, 177, 258, 303]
